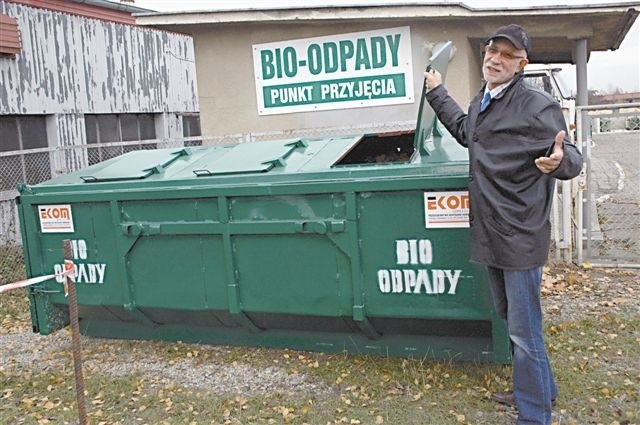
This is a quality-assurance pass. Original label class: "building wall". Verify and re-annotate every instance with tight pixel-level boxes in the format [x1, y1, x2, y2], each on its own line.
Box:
[0, 0, 199, 243]
[190, 19, 485, 137]
[0, 1, 198, 116]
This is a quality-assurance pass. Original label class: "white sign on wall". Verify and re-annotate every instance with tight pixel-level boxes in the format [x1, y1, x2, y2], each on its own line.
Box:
[252, 26, 414, 115]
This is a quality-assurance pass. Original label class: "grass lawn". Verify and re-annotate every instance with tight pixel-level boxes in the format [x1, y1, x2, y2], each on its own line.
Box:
[1, 267, 638, 425]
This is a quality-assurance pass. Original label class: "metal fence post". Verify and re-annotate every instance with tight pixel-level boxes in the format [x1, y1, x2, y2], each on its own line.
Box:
[576, 108, 585, 265]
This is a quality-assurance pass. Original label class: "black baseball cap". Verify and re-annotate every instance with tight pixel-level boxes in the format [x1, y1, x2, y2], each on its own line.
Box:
[486, 24, 531, 56]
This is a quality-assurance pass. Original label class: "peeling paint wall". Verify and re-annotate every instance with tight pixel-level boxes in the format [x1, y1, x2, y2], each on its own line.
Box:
[49, 113, 87, 173]
[0, 0, 199, 245]
[0, 1, 198, 116]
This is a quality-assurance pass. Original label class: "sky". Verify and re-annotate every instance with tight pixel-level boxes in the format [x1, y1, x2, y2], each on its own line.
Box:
[131, 0, 640, 93]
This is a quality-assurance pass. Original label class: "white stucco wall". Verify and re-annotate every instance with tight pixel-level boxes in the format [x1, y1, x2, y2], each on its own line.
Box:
[190, 20, 484, 136]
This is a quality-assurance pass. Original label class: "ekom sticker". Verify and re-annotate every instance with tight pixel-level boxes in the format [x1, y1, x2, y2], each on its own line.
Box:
[424, 191, 469, 228]
[38, 204, 74, 233]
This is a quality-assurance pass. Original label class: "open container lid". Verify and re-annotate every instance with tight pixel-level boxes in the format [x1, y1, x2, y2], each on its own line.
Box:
[413, 41, 454, 156]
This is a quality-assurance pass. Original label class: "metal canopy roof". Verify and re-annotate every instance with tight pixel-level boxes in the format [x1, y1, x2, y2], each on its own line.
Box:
[135, 2, 639, 64]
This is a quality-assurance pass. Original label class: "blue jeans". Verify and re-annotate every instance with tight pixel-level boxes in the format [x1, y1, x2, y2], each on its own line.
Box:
[486, 266, 557, 425]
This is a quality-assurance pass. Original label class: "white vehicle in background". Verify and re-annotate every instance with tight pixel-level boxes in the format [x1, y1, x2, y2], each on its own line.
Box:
[523, 65, 576, 139]
[522, 65, 580, 262]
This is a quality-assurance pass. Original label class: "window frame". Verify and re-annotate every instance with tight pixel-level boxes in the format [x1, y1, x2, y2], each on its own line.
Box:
[84, 113, 158, 165]
[0, 115, 50, 194]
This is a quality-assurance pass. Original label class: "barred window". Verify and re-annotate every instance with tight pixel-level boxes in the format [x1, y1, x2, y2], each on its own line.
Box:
[0, 115, 50, 192]
[182, 114, 202, 147]
[84, 113, 157, 165]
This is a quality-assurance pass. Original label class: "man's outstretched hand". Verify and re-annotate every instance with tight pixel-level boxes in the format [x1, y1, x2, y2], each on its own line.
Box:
[535, 130, 566, 173]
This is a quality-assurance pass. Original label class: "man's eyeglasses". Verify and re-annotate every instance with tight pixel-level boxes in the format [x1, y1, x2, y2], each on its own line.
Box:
[484, 45, 526, 61]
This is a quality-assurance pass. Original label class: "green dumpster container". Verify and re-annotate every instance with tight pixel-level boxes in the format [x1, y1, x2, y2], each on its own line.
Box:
[17, 43, 510, 363]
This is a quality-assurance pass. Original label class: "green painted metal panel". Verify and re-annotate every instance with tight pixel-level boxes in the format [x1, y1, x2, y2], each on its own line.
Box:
[120, 198, 219, 222]
[79, 148, 192, 182]
[127, 236, 225, 310]
[192, 139, 307, 176]
[234, 234, 352, 316]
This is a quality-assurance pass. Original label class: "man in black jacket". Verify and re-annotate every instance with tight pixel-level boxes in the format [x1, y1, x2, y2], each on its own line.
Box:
[425, 24, 583, 425]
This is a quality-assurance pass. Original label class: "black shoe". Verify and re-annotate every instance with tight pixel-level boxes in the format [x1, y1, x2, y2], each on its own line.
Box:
[491, 391, 556, 407]
[491, 391, 516, 407]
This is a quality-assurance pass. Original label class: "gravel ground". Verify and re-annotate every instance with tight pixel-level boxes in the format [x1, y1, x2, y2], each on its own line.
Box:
[0, 330, 333, 397]
[541, 266, 639, 325]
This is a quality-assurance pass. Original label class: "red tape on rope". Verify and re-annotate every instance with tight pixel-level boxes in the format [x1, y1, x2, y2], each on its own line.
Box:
[0, 260, 75, 294]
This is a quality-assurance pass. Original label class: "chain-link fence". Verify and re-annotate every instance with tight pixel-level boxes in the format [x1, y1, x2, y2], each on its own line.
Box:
[578, 103, 640, 267]
[0, 121, 415, 286]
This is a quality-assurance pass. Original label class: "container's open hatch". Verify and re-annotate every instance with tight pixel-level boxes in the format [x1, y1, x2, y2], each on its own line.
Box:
[335, 131, 415, 165]
[334, 42, 454, 166]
